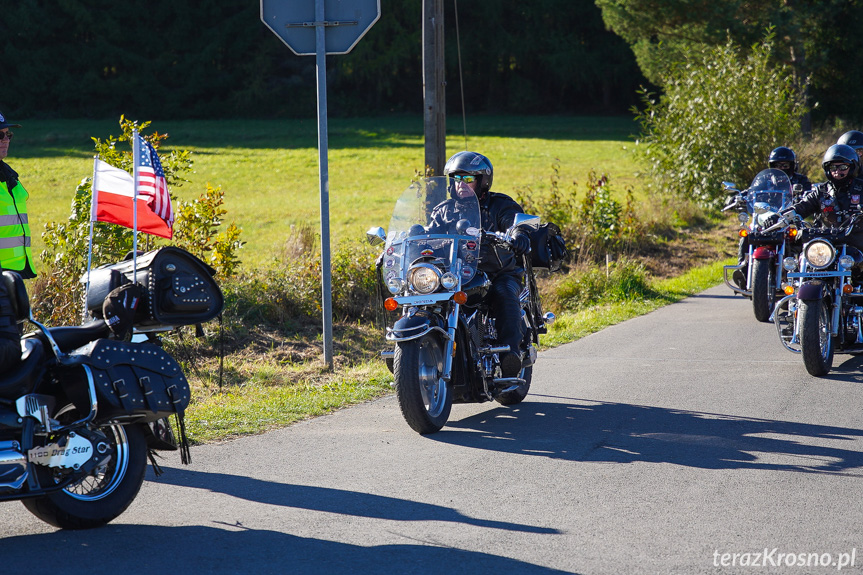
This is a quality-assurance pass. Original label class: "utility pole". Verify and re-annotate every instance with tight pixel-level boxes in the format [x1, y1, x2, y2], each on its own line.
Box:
[423, 0, 445, 176]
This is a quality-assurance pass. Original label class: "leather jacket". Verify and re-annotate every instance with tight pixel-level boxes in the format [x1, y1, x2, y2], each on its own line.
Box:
[428, 191, 526, 277]
[793, 178, 863, 251]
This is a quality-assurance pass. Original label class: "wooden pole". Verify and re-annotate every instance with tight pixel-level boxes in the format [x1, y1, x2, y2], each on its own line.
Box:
[423, 0, 445, 177]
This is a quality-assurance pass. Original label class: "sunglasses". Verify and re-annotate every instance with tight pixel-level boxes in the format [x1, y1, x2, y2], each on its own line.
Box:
[451, 174, 477, 183]
[773, 162, 791, 170]
[0, 131, 13, 142]
[828, 163, 851, 172]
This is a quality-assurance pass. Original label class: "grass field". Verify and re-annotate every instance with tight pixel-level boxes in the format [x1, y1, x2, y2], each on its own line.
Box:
[12, 115, 644, 271]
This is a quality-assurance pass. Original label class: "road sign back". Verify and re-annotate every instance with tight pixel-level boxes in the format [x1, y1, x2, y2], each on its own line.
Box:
[261, 0, 381, 56]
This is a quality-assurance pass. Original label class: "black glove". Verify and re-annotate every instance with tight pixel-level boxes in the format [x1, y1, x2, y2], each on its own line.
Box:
[763, 214, 780, 228]
[508, 229, 531, 256]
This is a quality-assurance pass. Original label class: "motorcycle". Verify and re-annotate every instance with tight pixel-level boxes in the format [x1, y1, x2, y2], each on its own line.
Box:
[722, 169, 800, 322]
[771, 214, 863, 376]
[366, 177, 555, 434]
[0, 246, 222, 529]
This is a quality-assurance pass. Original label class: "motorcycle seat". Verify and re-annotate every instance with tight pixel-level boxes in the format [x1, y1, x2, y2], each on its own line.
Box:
[45, 321, 111, 355]
[0, 338, 45, 399]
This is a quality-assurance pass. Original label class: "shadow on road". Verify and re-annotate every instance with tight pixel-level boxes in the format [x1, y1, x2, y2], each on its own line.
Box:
[432, 398, 863, 475]
[148, 469, 559, 535]
[0, 524, 575, 575]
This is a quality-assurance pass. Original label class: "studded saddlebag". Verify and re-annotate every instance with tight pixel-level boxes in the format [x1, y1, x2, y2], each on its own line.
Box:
[80, 339, 190, 422]
[83, 247, 223, 330]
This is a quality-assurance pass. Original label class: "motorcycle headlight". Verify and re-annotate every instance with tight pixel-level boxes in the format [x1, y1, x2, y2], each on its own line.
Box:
[440, 272, 458, 290]
[738, 212, 749, 224]
[386, 277, 405, 294]
[408, 264, 441, 294]
[804, 240, 835, 269]
[783, 257, 797, 271]
[839, 255, 855, 270]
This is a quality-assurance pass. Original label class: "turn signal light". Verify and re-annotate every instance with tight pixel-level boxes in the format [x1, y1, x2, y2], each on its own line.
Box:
[739, 229, 749, 238]
[384, 298, 399, 311]
[787, 227, 798, 238]
[844, 284, 854, 294]
[784, 285, 795, 295]
[452, 291, 468, 305]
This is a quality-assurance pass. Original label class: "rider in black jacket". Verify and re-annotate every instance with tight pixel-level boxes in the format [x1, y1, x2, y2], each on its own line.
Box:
[733, 147, 812, 288]
[789, 144, 863, 252]
[428, 151, 531, 378]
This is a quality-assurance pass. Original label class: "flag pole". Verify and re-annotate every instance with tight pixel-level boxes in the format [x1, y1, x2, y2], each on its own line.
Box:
[84, 155, 99, 323]
[131, 131, 140, 279]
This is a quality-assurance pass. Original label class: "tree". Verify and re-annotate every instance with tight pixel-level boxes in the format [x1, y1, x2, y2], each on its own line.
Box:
[634, 35, 807, 209]
[596, 0, 863, 121]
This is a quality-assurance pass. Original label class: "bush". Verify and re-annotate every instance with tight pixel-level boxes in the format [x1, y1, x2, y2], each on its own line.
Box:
[543, 258, 652, 312]
[517, 162, 642, 263]
[220, 224, 380, 334]
[634, 32, 807, 209]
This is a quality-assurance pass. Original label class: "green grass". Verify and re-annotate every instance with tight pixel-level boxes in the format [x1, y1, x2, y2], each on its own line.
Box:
[12, 115, 642, 270]
[540, 258, 735, 348]
[182, 258, 734, 443]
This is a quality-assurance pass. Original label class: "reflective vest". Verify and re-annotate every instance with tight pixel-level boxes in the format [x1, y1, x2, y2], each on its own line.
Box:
[0, 178, 35, 278]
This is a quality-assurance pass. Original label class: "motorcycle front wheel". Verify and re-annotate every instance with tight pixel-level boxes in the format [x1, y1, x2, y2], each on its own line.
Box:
[751, 258, 776, 323]
[799, 298, 834, 376]
[394, 334, 451, 434]
[22, 423, 148, 529]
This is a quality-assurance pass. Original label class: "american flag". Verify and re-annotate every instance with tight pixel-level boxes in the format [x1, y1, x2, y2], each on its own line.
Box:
[136, 135, 173, 229]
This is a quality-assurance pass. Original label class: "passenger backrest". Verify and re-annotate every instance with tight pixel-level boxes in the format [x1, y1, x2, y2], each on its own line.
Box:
[2, 270, 30, 323]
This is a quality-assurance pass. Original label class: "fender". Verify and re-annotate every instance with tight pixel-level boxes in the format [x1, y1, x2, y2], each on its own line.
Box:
[797, 280, 826, 301]
[386, 310, 447, 342]
[752, 245, 776, 260]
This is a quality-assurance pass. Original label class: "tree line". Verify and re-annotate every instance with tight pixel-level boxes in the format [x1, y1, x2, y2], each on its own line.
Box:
[2, 1, 860, 122]
[0, 0, 643, 119]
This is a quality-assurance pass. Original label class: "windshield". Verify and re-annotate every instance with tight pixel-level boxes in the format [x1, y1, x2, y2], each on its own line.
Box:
[383, 176, 482, 288]
[746, 168, 793, 214]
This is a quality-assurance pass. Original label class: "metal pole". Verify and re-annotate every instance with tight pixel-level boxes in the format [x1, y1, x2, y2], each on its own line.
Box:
[315, 0, 334, 369]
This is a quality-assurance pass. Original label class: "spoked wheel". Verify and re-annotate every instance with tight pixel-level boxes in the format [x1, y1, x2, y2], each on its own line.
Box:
[752, 259, 776, 323]
[22, 423, 148, 529]
[773, 297, 801, 353]
[799, 298, 834, 376]
[495, 365, 533, 406]
[393, 334, 451, 434]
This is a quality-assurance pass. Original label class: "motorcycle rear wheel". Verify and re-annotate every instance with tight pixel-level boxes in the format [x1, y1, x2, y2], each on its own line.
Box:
[799, 298, 834, 376]
[495, 365, 533, 405]
[751, 258, 776, 323]
[394, 334, 451, 434]
[22, 423, 148, 529]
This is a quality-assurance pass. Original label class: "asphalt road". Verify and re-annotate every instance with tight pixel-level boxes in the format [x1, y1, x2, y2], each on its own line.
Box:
[3, 285, 863, 574]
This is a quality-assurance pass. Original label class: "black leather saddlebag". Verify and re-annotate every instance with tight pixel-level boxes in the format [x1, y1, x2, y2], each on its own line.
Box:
[79, 339, 191, 422]
[529, 222, 569, 271]
[83, 247, 223, 330]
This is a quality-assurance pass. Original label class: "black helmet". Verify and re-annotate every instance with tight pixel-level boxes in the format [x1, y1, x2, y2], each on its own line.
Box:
[444, 151, 494, 196]
[767, 146, 797, 174]
[822, 144, 860, 185]
[837, 130, 863, 150]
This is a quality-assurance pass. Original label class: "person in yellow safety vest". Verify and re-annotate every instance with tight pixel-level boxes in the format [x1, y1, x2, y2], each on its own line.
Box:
[0, 111, 35, 279]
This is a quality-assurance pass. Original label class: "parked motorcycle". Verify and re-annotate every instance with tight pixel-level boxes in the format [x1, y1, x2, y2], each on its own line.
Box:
[722, 169, 800, 322]
[0, 246, 222, 529]
[771, 214, 863, 376]
[367, 177, 555, 434]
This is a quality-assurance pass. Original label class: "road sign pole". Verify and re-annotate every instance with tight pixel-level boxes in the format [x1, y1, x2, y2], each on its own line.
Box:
[314, 0, 334, 369]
